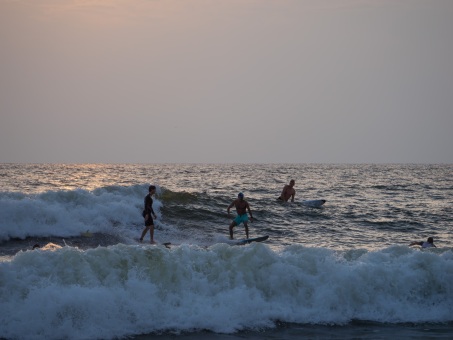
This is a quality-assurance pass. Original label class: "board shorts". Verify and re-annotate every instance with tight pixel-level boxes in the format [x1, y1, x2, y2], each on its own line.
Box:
[145, 216, 154, 227]
[234, 214, 249, 225]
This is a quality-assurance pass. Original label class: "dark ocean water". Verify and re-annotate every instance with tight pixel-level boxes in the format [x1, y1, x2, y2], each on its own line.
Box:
[0, 164, 452, 339]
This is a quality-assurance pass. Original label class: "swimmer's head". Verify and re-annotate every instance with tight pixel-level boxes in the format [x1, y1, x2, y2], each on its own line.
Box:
[238, 192, 244, 199]
[428, 237, 434, 244]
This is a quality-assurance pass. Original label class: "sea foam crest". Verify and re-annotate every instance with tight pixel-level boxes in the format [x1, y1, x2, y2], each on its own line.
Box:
[0, 185, 163, 241]
[1, 243, 452, 339]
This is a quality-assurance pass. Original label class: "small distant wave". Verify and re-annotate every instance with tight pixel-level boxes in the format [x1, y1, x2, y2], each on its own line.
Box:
[159, 189, 199, 204]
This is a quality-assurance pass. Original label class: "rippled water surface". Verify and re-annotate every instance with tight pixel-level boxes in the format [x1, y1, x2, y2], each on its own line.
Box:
[1, 163, 453, 340]
[1, 163, 452, 250]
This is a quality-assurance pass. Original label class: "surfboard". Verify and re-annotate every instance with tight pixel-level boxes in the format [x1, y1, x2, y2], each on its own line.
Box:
[140, 243, 172, 249]
[136, 238, 154, 244]
[301, 199, 326, 207]
[234, 235, 269, 245]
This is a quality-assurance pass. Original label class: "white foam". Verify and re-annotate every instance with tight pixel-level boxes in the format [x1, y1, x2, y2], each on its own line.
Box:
[1, 244, 452, 339]
[0, 185, 163, 241]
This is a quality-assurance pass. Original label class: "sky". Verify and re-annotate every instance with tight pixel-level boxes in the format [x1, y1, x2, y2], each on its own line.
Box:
[1, 0, 452, 164]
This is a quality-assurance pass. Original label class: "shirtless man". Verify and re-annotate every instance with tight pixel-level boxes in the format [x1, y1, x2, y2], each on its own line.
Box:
[227, 192, 253, 239]
[278, 179, 296, 202]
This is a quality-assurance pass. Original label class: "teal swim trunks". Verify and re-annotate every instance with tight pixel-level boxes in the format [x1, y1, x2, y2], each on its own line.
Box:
[234, 214, 249, 225]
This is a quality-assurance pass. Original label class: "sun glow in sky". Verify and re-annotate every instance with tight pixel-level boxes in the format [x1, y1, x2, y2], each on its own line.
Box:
[1, 0, 452, 163]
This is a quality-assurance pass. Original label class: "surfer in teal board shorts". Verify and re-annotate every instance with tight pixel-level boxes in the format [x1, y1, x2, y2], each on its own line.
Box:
[227, 192, 253, 239]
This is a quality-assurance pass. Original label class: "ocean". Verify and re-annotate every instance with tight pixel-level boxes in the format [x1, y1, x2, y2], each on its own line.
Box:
[0, 163, 452, 339]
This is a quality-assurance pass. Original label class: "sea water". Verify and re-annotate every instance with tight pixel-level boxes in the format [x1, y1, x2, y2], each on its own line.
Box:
[0, 164, 452, 339]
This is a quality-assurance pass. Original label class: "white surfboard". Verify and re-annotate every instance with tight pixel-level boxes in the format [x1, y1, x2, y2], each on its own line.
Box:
[301, 199, 326, 207]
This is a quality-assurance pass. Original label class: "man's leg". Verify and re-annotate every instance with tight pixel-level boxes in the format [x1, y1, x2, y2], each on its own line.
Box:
[244, 222, 249, 239]
[229, 221, 237, 239]
[149, 224, 155, 244]
[140, 227, 149, 241]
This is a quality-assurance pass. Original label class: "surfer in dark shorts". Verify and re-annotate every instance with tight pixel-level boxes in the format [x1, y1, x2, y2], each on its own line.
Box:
[409, 237, 436, 248]
[277, 179, 296, 202]
[140, 185, 157, 244]
[227, 192, 254, 239]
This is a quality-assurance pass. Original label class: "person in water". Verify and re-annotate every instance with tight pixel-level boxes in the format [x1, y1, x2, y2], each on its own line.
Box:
[140, 185, 157, 244]
[227, 192, 254, 239]
[409, 237, 436, 248]
[277, 179, 296, 202]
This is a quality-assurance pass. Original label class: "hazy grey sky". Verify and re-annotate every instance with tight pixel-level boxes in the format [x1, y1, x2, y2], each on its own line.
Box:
[1, 0, 452, 163]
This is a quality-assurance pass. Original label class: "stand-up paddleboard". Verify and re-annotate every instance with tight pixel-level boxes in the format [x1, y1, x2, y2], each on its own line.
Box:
[234, 235, 269, 245]
[301, 199, 326, 207]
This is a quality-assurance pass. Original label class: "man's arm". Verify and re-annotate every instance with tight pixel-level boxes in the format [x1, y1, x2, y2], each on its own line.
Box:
[246, 202, 253, 220]
[291, 190, 295, 202]
[144, 196, 156, 218]
[227, 201, 235, 214]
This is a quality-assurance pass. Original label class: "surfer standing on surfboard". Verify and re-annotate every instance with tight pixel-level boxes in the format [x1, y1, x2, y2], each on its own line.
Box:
[140, 185, 157, 244]
[277, 179, 296, 202]
[227, 192, 254, 240]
